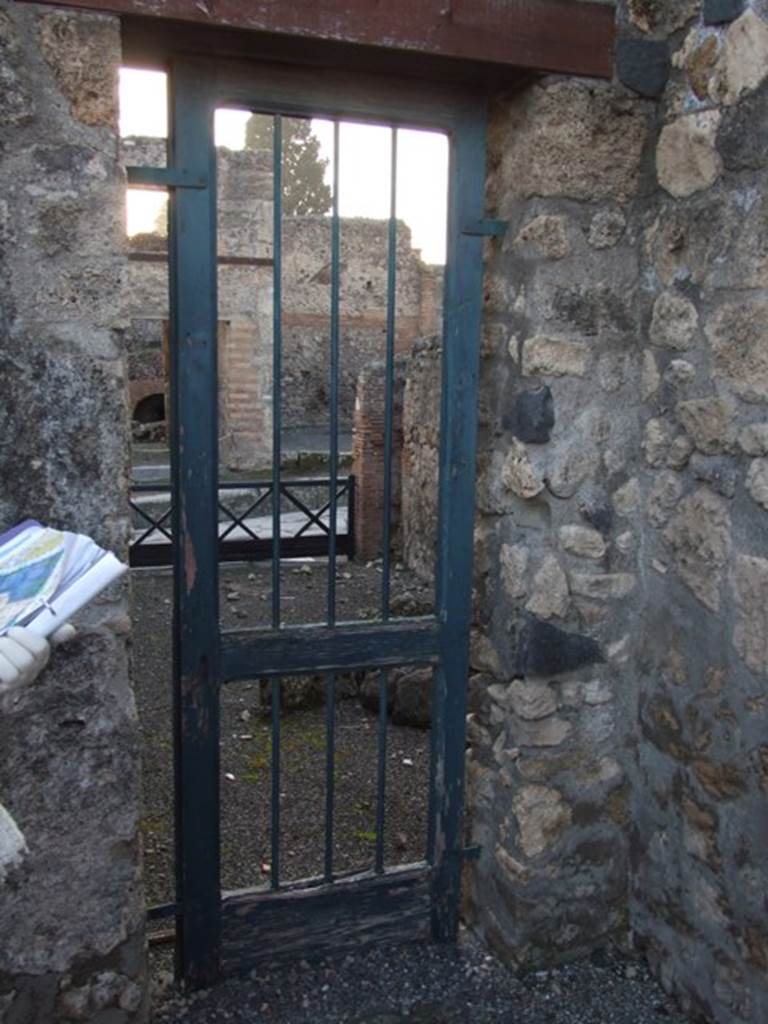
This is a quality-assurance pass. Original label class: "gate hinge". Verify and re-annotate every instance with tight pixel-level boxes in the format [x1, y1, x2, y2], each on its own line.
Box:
[461, 219, 508, 238]
[126, 166, 208, 190]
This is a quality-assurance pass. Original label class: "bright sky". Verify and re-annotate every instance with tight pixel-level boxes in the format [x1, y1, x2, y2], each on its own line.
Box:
[120, 69, 448, 264]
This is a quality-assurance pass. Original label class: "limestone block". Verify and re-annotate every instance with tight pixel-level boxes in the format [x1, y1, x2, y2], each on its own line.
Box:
[628, 0, 698, 33]
[510, 785, 572, 858]
[570, 573, 637, 600]
[746, 459, 768, 511]
[656, 111, 722, 199]
[588, 208, 626, 249]
[500, 543, 529, 600]
[514, 214, 572, 260]
[649, 291, 699, 350]
[500, 440, 546, 499]
[526, 554, 569, 620]
[522, 335, 588, 378]
[707, 301, 768, 403]
[663, 488, 731, 611]
[711, 10, 768, 106]
[647, 471, 684, 528]
[684, 35, 721, 101]
[675, 398, 736, 454]
[739, 424, 768, 456]
[37, 11, 119, 128]
[493, 80, 650, 204]
[0, 803, 26, 884]
[559, 525, 606, 560]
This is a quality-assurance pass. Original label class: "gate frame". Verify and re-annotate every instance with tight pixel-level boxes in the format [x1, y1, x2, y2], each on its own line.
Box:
[130, 55, 489, 989]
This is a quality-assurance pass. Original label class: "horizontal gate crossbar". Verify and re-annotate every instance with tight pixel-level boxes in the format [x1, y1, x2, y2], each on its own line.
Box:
[221, 619, 440, 680]
[126, 165, 208, 189]
[222, 865, 431, 971]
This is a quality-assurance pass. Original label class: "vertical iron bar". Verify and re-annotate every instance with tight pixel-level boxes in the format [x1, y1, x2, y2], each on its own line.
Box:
[271, 115, 283, 630]
[169, 61, 221, 989]
[374, 668, 389, 874]
[270, 678, 280, 890]
[381, 128, 398, 622]
[327, 120, 341, 626]
[324, 672, 336, 882]
[430, 110, 487, 944]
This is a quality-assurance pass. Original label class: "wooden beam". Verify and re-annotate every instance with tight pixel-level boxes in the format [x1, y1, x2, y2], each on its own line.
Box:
[19, 0, 615, 79]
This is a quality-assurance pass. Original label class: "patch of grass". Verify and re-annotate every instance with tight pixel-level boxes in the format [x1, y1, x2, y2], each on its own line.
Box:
[354, 829, 378, 845]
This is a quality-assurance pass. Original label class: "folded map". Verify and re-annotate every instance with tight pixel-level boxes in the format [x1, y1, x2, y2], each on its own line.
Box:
[0, 520, 127, 638]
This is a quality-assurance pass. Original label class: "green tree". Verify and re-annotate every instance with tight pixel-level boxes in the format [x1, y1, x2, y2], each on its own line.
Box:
[245, 115, 332, 216]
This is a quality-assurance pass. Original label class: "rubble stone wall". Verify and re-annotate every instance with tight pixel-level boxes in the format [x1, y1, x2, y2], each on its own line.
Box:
[0, 3, 147, 1022]
[465, 2, 768, 1022]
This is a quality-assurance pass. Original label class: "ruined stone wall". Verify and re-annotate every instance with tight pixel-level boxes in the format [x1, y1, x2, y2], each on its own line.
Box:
[466, 2, 768, 1022]
[622, 3, 768, 1021]
[124, 139, 441, 455]
[0, 3, 146, 1022]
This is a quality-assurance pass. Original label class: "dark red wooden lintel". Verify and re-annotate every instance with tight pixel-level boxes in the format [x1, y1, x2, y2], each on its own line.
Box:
[16, 0, 615, 79]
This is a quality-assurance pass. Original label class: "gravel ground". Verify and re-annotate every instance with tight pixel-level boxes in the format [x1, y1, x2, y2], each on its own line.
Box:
[152, 930, 689, 1024]
[132, 562, 434, 910]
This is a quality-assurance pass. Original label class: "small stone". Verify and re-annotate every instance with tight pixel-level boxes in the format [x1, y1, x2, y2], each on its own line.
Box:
[570, 573, 637, 600]
[642, 350, 661, 400]
[663, 488, 730, 612]
[643, 418, 673, 466]
[690, 455, 739, 498]
[616, 531, 636, 554]
[664, 359, 696, 388]
[500, 439, 546, 499]
[647, 471, 684, 527]
[507, 386, 555, 444]
[522, 335, 588, 378]
[559, 525, 606, 560]
[707, 300, 768, 403]
[617, 36, 671, 99]
[517, 617, 603, 677]
[711, 9, 768, 106]
[746, 459, 768, 511]
[515, 214, 572, 260]
[588, 208, 626, 249]
[657, 110, 722, 198]
[650, 291, 699, 350]
[614, 478, 641, 516]
[740, 424, 768, 456]
[526, 554, 569, 620]
[732, 555, 768, 674]
[676, 398, 736, 454]
[511, 785, 572, 858]
[500, 543, 529, 600]
[508, 680, 558, 721]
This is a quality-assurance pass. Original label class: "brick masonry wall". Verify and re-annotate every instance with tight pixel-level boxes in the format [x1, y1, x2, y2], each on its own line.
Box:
[0, 3, 147, 1023]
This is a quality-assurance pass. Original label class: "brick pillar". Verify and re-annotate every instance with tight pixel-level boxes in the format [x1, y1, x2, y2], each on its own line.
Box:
[351, 359, 406, 561]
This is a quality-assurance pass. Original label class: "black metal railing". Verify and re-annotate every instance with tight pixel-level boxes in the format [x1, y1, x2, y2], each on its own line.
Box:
[129, 477, 355, 568]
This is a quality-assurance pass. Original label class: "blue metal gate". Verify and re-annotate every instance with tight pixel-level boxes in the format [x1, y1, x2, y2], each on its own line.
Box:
[128, 56, 490, 989]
